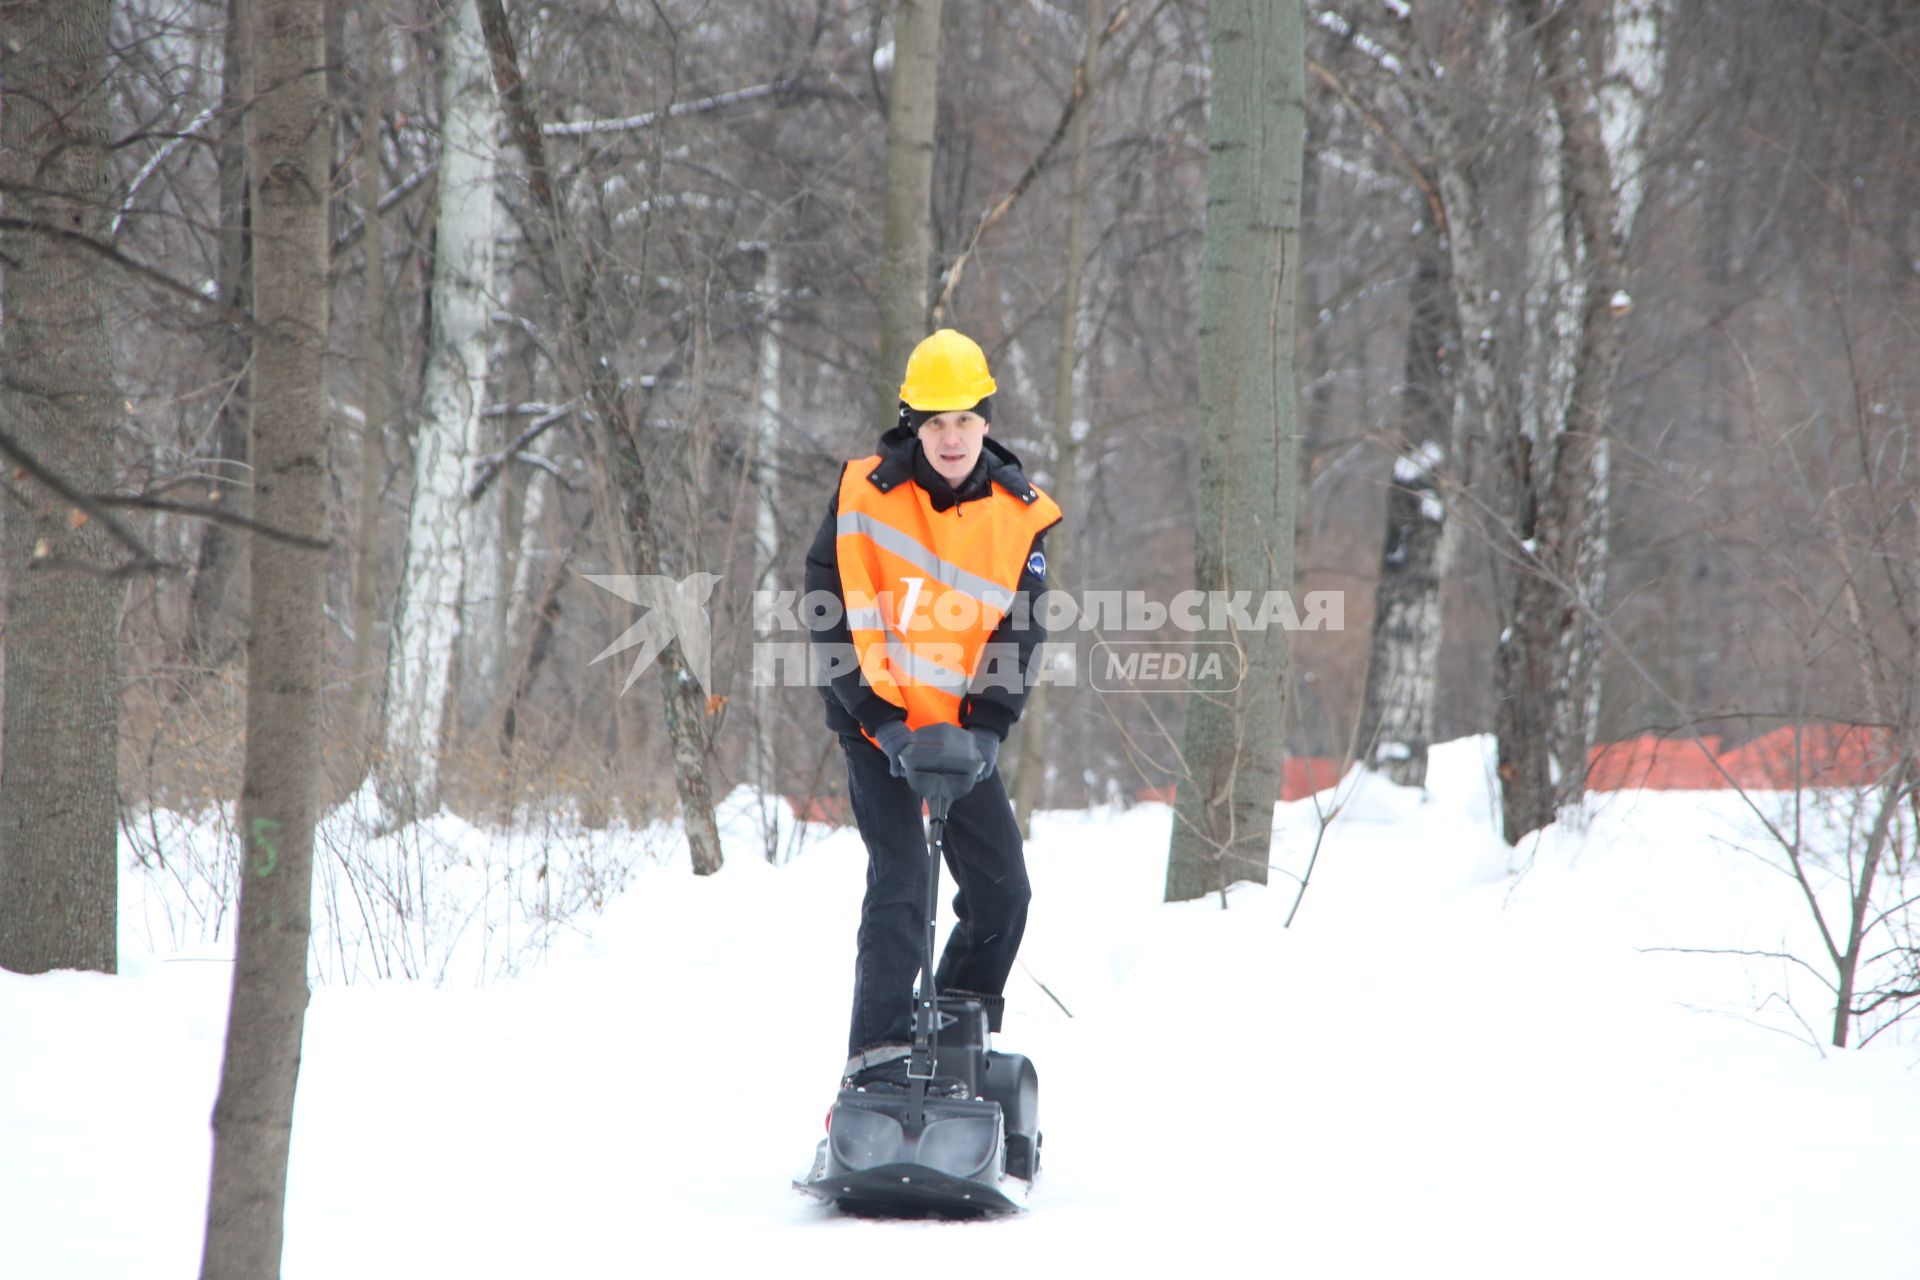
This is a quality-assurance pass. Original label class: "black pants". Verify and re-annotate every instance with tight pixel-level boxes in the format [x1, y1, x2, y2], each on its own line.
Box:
[841, 732, 1031, 1057]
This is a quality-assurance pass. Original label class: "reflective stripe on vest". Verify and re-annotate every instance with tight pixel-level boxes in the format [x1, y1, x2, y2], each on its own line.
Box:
[835, 455, 1062, 731]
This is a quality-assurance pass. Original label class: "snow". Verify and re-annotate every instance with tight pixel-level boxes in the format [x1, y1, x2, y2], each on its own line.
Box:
[1392, 440, 1445, 484]
[1312, 9, 1404, 76]
[5, 739, 1920, 1278]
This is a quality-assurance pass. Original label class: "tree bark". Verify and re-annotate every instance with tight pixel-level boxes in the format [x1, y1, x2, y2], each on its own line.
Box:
[1493, 0, 1654, 843]
[185, 0, 256, 670]
[380, 0, 500, 818]
[0, 0, 124, 975]
[873, 0, 942, 437]
[750, 243, 785, 830]
[199, 0, 332, 1273]
[1165, 0, 1303, 903]
[1358, 237, 1455, 787]
[348, 11, 389, 773]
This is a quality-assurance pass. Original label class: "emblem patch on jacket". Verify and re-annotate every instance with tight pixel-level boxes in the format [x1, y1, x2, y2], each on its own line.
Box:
[1027, 551, 1046, 577]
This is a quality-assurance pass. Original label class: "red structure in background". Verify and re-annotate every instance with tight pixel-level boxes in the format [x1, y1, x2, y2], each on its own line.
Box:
[1584, 735, 1727, 791]
[1585, 724, 1897, 791]
[786, 724, 1901, 824]
[1282, 757, 1346, 800]
[1710, 724, 1896, 789]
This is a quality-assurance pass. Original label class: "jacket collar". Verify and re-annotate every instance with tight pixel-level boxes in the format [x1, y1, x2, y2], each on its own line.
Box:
[863, 424, 1043, 507]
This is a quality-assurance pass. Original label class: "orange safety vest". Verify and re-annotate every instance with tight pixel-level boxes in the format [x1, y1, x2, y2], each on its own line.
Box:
[835, 456, 1062, 733]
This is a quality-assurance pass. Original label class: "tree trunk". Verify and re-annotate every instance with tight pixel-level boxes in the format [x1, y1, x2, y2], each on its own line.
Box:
[1165, 0, 1303, 904]
[1494, 0, 1658, 843]
[456, 244, 507, 740]
[1550, 0, 1662, 807]
[1552, 437, 1610, 810]
[185, 0, 255, 670]
[873, 0, 942, 437]
[476, 0, 724, 874]
[0, 0, 124, 975]
[1359, 238, 1455, 787]
[380, 0, 499, 819]
[199, 0, 332, 1272]
[348, 12, 389, 773]
[1012, 0, 1105, 836]
[750, 244, 785, 840]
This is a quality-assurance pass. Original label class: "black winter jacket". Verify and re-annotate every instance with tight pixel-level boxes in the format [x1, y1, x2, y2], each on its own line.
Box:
[804, 426, 1056, 742]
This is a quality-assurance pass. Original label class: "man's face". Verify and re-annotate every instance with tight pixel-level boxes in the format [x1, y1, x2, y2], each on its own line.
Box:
[917, 410, 988, 486]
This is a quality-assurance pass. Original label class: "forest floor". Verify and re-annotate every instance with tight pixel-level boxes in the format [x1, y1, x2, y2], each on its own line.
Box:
[4, 736, 1918, 1278]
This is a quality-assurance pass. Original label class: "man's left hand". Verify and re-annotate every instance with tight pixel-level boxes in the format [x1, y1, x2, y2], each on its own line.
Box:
[968, 728, 1001, 781]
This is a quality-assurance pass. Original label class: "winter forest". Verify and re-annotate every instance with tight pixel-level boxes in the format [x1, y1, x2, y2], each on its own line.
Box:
[3, 0, 1920, 1275]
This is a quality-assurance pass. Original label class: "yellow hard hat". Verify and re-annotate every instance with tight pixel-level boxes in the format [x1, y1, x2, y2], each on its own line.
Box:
[898, 329, 998, 412]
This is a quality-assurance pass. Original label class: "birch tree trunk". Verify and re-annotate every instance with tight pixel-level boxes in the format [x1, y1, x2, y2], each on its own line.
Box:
[1520, 93, 1588, 811]
[0, 0, 123, 975]
[1494, 0, 1662, 842]
[750, 244, 784, 827]
[1012, 0, 1105, 836]
[1553, 437, 1609, 810]
[381, 0, 499, 818]
[1358, 237, 1455, 787]
[184, 0, 254, 669]
[1165, 0, 1303, 903]
[1552, 0, 1662, 807]
[874, 0, 942, 436]
[199, 0, 332, 1270]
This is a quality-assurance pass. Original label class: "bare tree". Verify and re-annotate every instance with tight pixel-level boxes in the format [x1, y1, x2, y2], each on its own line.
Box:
[475, 0, 724, 874]
[200, 0, 333, 1270]
[1358, 236, 1455, 787]
[381, 0, 501, 818]
[0, 0, 125, 975]
[1010, 0, 1108, 835]
[183, 0, 255, 670]
[874, 0, 942, 434]
[1492, 0, 1664, 842]
[1165, 0, 1304, 904]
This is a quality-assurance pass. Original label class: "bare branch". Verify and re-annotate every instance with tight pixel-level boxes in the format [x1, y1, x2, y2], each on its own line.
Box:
[1637, 945, 1837, 993]
[94, 494, 332, 552]
[112, 103, 222, 239]
[539, 80, 790, 137]
[331, 158, 437, 258]
[467, 401, 578, 502]
[0, 424, 164, 571]
[930, 4, 1135, 324]
[0, 217, 250, 330]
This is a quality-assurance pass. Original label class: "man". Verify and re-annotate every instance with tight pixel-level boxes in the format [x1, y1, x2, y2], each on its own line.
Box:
[804, 329, 1062, 1092]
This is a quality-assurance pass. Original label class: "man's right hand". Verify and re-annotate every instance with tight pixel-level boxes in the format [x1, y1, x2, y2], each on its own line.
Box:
[872, 720, 914, 779]
[895, 723, 985, 816]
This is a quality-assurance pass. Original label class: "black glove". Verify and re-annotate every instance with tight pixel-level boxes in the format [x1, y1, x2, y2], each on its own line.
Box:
[872, 719, 913, 778]
[897, 722, 985, 815]
[968, 727, 1001, 781]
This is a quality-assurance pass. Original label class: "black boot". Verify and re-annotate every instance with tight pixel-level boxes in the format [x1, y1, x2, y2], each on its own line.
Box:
[939, 988, 1006, 1033]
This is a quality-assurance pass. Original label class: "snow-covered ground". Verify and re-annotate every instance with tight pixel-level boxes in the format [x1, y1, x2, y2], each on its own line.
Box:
[4, 736, 1918, 1278]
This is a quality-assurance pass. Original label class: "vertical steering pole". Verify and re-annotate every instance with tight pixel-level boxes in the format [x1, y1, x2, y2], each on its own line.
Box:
[906, 804, 949, 1130]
